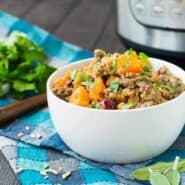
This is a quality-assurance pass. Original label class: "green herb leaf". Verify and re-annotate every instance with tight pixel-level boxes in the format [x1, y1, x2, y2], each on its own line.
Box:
[110, 81, 119, 93]
[149, 168, 170, 185]
[124, 62, 130, 68]
[127, 48, 133, 55]
[143, 66, 151, 72]
[0, 82, 3, 96]
[13, 80, 36, 92]
[132, 159, 185, 181]
[0, 31, 55, 99]
[110, 61, 117, 74]
[139, 52, 148, 61]
[71, 70, 78, 81]
[91, 102, 100, 109]
[161, 85, 175, 94]
[154, 82, 162, 91]
[138, 74, 149, 82]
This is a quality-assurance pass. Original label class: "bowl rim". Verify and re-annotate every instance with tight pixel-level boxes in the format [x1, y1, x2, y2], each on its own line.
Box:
[47, 57, 185, 113]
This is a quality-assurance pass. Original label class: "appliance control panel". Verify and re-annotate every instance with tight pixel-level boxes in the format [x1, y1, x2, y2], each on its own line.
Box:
[130, 0, 185, 30]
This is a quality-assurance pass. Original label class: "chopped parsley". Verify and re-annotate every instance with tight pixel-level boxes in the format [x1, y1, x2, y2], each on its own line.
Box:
[127, 48, 134, 55]
[110, 60, 117, 74]
[91, 102, 100, 109]
[110, 81, 119, 93]
[124, 62, 130, 68]
[161, 85, 175, 94]
[154, 82, 162, 91]
[139, 52, 148, 61]
[143, 66, 151, 73]
[138, 74, 149, 81]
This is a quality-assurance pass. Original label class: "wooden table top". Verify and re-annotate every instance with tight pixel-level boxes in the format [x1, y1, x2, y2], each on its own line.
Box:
[0, 0, 127, 53]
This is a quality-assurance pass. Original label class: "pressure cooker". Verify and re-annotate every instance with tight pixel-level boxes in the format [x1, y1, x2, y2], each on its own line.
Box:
[117, 0, 185, 60]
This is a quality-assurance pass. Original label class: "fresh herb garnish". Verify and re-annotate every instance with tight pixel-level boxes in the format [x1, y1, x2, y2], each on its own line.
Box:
[124, 62, 130, 68]
[138, 74, 149, 81]
[128, 48, 133, 55]
[71, 70, 78, 81]
[110, 81, 119, 93]
[143, 66, 151, 72]
[154, 82, 162, 91]
[161, 85, 175, 94]
[91, 102, 100, 109]
[110, 60, 117, 74]
[139, 52, 148, 61]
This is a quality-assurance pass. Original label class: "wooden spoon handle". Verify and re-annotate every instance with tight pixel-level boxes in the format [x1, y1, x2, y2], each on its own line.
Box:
[0, 93, 47, 126]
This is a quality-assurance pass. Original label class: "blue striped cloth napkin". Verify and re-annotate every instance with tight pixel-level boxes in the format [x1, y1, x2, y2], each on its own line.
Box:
[0, 10, 185, 185]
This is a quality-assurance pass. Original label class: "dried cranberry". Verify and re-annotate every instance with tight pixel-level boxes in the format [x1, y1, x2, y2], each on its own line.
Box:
[104, 99, 116, 109]
[66, 80, 73, 87]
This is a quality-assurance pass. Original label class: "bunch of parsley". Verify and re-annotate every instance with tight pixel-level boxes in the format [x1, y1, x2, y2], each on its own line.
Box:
[0, 31, 56, 99]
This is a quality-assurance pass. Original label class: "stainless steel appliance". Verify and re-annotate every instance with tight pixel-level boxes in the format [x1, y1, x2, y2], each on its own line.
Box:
[117, 0, 185, 59]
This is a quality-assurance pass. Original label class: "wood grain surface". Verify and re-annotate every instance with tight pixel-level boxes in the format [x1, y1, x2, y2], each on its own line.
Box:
[0, 0, 126, 52]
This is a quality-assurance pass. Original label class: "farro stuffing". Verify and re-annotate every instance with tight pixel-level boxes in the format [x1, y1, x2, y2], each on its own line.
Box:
[52, 49, 185, 110]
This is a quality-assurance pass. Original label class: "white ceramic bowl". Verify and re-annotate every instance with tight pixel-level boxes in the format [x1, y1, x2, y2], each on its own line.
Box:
[47, 58, 185, 164]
